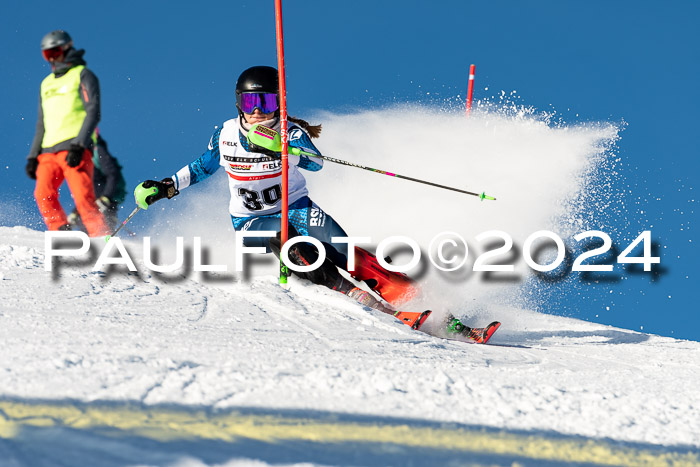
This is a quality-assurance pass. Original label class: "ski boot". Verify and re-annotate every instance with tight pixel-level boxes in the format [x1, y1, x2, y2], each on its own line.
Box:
[269, 229, 354, 293]
[445, 315, 501, 344]
[349, 246, 420, 307]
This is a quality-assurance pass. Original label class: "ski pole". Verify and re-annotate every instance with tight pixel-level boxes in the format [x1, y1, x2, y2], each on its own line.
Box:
[105, 206, 140, 242]
[247, 124, 496, 201]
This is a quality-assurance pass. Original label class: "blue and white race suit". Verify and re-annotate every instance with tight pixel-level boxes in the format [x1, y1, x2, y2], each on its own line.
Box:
[172, 117, 349, 265]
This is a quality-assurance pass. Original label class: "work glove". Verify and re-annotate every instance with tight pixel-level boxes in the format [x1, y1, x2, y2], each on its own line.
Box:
[65, 145, 84, 168]
[25, 158, 39, 179]
[134, 178, 179, 210]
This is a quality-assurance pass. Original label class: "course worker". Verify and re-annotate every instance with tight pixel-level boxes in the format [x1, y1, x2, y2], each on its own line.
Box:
[25, 30, 109, 236]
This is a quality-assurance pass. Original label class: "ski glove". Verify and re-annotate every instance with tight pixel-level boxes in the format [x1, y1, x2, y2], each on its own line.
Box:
[25, 158, 39, 179]
[65, 145, 84, 168]
[248, 141, 280, 157]
[135, 178, 179, 210]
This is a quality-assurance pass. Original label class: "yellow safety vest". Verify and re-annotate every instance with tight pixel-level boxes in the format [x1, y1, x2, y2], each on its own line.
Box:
[40, 65, 86, 148]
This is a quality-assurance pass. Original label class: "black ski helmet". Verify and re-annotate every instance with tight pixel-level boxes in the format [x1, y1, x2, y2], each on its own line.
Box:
[41, 30, 72, 50]
[236, 66, 279, 94]
[235, 66, 279, 116]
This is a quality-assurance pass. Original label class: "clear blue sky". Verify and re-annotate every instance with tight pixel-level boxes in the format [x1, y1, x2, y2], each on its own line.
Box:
[1, 1, 697, 340]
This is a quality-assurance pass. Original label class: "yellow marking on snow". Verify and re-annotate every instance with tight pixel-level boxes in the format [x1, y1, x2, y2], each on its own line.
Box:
[0, 400, 698, 466]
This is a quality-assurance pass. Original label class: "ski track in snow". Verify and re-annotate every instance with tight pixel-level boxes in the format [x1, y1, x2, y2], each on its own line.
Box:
[1, 225, 699, 455]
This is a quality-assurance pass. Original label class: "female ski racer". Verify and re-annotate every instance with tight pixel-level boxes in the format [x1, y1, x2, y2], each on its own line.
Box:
[136, 66, 497, 342]
[135, 66, 414, 304]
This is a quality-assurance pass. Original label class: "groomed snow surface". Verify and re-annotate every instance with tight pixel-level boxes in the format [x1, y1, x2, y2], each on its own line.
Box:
[2, 108, 698, 465]
[1, 226, 699, 466]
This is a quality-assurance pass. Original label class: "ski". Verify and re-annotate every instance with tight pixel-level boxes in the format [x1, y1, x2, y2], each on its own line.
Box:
[392, 309, 501, 345]
[443, 318, 501, 344]
[352, 295, 499, 343]
[342, 267, 501, 343]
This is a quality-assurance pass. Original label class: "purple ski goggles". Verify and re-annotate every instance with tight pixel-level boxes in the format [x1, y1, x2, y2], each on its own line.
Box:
[237, 92, 279, 114]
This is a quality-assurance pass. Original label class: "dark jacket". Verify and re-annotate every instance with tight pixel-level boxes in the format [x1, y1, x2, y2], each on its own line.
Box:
[93, 135, 126, 204]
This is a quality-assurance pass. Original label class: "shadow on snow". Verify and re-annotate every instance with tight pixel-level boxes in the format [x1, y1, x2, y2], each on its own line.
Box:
[0, 398, 696, 467]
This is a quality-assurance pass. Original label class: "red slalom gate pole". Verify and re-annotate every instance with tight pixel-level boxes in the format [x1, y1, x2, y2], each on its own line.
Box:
[466, 64, 475, 116]
[275, 0, 289, 285]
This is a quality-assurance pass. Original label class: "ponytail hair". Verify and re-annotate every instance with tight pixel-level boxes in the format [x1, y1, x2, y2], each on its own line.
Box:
[288, 115, 322, 139]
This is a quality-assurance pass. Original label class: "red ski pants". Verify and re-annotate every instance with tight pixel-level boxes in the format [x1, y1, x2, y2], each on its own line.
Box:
[34, 149, 109, 237]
